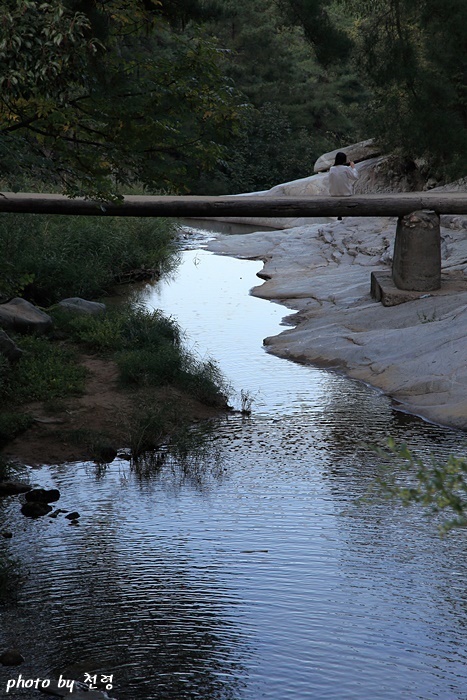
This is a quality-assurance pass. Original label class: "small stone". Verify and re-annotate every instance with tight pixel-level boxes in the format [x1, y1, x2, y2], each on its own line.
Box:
[1, 531, 12, 538]
[65, 511, 80, 520]
[21, 501, 53, 518]
[0, 649, 25, 666]
[25, 488, 60, 503]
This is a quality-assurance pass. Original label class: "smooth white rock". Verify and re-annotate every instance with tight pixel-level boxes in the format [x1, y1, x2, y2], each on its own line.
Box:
[207, 215, 467, 430]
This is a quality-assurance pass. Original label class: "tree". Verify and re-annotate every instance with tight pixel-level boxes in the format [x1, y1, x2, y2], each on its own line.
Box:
[195, 0, 365, 193]
[0, 0, 244, 197]
[344, 0, 467, 178]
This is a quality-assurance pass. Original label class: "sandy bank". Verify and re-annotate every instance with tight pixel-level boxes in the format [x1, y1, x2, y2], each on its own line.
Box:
[207, 215, 467, 430]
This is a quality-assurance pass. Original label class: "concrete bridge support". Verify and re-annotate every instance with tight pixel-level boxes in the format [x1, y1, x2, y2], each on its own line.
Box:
[371, 210, 442, 306]
[392, 210, 441, 291]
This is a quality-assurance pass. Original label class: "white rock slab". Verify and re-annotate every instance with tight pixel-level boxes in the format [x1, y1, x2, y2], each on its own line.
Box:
[207, 216, 467, 430]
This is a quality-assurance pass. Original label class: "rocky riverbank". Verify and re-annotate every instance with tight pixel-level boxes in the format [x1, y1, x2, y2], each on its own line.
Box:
[207, 213, 467, 430]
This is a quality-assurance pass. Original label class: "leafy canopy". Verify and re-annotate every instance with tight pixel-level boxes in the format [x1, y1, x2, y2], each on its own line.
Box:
[0, 0, 244, 197]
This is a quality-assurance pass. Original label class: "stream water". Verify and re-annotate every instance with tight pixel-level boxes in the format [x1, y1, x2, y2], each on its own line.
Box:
[2, 222, 467, 699]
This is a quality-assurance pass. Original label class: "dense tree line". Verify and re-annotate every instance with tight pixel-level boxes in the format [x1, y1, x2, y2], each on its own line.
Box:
[1, 0, 466, 196]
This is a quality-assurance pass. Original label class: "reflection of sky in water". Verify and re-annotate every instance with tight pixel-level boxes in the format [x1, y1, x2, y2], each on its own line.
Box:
[144, 247, 336, 414]
[2, 231, 467, 699]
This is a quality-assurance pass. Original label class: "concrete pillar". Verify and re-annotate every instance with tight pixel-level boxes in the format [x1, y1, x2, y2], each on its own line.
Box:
[392, 210, 441, 291]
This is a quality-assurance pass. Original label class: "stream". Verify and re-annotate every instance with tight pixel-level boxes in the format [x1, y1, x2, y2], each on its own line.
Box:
[2, 222, 467, 699]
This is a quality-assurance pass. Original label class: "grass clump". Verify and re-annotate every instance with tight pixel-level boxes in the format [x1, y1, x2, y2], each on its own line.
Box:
[0, 336, 86, 403]
[52, 305, 230, 408]
[0, 213, 179, 305]
[0, 336, 87, 444]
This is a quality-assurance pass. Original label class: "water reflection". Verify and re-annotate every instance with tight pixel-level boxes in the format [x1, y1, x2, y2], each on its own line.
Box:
[2, 225, 467, 699]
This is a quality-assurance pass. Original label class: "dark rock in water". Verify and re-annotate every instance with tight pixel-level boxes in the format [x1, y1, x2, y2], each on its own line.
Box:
[21, 501, 53, 518]
[0, 649, 25, 666]
[0, 481, 31, 497]
[1, 531, 13, 538]
[25, 488, 60, 503]
[65, 511, 80, 520]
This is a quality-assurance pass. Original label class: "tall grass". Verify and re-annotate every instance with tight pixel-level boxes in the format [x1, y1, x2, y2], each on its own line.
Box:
[0, 213, 180, 305]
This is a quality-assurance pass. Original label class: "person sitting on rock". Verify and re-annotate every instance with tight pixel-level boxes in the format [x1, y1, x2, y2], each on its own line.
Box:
[328, 151, 359, 219]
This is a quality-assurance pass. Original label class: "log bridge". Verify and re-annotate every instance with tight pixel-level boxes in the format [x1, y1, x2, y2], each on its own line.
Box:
[2, 191, 467, 305]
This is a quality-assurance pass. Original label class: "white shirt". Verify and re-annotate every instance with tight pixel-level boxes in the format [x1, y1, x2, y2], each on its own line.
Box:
[328, 164, 359, 196]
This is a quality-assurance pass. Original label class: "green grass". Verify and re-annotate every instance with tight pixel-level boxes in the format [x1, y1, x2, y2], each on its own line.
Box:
[0, 213, 180, 305]
[0, 336, 86, 403]
[51, 305, 229, 407]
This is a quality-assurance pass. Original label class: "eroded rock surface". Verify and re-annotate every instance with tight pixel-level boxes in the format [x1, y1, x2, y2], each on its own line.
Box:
[207, 215, 467, 430]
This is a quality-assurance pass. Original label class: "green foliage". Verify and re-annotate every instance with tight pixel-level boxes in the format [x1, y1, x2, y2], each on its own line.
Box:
[195, 0, 365, 193]
[0, 213, 179, 305]
[278, 0, 352, 65]
[116, 329, 229, 406]
[127, 400, 178, 457]
[53, 305, 230, 406]
[375, 438, 467, 533]
[0, 336, 87, 403]
[0, 0, 245, 196]
[52, 306, 180, 352]
[344, 0, 467, 178]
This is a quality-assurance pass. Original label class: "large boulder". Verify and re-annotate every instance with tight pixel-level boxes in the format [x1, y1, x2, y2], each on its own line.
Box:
[57, 298, 106, 316]
[0, 298, 53, 335]
[313, 138, 381, 172]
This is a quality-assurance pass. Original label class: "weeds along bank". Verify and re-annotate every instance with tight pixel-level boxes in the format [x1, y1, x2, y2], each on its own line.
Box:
[0, 214, 230, 464]
[0, 213, 179, 305]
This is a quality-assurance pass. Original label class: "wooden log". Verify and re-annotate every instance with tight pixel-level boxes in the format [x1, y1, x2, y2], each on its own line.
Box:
[1, 192, 467, 217]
